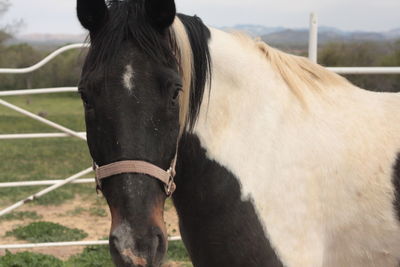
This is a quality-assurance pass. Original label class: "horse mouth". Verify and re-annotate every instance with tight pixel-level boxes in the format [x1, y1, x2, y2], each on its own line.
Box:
[121, 248, 148, 266]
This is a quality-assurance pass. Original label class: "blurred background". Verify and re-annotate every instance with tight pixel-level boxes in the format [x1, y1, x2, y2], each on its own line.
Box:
[0, 1, 399, 266]
[0, 0, 399, 91]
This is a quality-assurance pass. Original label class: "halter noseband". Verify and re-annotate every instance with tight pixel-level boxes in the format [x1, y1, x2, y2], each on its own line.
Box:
[93, 154, 177, 197]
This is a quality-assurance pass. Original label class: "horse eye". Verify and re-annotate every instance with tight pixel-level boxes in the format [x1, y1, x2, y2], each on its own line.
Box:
[172, 87, 183, 101]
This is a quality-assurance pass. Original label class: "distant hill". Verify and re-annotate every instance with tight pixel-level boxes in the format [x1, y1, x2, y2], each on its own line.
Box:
[9, 33, 87, 46]
[384, 28, 400, 39]
[220, 24, 286, 37]
[260, 27, 400, 46]
[262, 29, 309, 45]
[220, 24, 400, 46]
[8, 25, 400, 48]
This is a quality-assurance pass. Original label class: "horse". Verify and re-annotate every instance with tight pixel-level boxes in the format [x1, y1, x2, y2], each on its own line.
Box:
[76, 0, 400, 266]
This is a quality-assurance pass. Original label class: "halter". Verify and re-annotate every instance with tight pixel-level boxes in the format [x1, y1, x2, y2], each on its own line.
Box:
[93, 153, 177, 197]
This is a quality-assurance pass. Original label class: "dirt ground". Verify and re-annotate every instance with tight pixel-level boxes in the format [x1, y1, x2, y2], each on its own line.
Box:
[0, 196, 182, 266]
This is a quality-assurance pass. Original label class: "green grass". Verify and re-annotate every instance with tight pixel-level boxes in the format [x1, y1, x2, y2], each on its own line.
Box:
[0, 211, 42, 221]
[65, 246, 114, 267]
[0, 241, 191, 267]
[165, 198, 174, 211]
[35, 189, 76, 206]
[0, 137, 93, 206]
[89, 207, 108, 217]
[65, 207, 87, 216]
[167, 240, 191, 262]
[5, 221, 88, 243]
[67, 242, 192, 266]
[0, 94, 85, 134]
[0, 251, 63, 267]
[63, 202, 108, 218]
[0, 94, 94, 206]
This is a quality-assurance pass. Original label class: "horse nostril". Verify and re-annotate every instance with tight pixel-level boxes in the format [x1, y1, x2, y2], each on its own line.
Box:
[152, 229, 167, 263]
[109, 234, 119, 245]
[109, 233, 131, 267]
[157, 233, 165, 252]
[109, 233, 124, 254]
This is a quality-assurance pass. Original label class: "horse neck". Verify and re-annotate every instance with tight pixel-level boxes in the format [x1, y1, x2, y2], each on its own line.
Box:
[192, 28, 297, 151]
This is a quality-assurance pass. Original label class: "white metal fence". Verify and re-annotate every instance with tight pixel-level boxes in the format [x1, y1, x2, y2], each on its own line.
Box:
[0, 42, 183, 249]
[0, 14, 399, 251]
[308, 13, 400, 74]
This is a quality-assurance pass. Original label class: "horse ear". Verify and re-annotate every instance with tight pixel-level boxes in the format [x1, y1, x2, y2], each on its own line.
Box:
[145, 0, 176, 32]
[77, 0, 108, 32]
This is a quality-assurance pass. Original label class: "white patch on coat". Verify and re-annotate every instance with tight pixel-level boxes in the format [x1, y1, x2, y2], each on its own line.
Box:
[192, 27, 400, 267]
[123, 65, 134, 91]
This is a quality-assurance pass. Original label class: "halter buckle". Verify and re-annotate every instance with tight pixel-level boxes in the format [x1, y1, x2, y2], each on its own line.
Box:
[165, 167, 176, 197]
[92, 161, 103, 194]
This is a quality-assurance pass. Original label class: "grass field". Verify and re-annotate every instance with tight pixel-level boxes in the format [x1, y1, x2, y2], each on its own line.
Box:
[0, 93, 91, 205]
[0, 93, 192, 266]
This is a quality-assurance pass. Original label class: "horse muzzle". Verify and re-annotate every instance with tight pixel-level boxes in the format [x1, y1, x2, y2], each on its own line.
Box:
[109, 222, 167, 267]
[100, 171, 170, 267]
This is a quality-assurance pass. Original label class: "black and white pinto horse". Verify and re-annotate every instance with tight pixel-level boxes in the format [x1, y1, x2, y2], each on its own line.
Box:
[76, 0, 400, 266]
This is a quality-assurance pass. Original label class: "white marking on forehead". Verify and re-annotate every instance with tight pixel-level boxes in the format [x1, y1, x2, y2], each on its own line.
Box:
[123, 64, 135, 91]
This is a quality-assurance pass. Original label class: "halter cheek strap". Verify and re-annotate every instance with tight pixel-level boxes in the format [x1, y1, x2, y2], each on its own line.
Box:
[93, 155, 177, 197]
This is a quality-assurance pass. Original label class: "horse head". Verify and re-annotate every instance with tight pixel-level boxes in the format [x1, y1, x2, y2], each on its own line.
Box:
[77, 0, 181, 266]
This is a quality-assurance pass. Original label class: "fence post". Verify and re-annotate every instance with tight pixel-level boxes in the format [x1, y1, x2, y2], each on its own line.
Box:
[308, 12, 318, 63]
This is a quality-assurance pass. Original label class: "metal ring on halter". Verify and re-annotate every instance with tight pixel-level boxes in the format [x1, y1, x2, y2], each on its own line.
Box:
[165, 167, 176, 196]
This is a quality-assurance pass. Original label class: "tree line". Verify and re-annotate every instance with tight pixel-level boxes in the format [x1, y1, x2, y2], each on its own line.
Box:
[318, 40, 400, 92]
[0, 0, 86, 91]
[0, 38, 398, 92]
[0, 0, 398, 92]
[0, 43, 86, 90]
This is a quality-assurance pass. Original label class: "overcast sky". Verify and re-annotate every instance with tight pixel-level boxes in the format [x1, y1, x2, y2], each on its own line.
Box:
[2, 0, 399, 35]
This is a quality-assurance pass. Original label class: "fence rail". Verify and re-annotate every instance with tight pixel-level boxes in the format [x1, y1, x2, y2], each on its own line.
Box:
[0, 87, 77, 96]
[0, 179, 94, 188]
[307, 13, 400, 74]
[1, 13, 399, 251]
[0, 133, 86, 140]
[0, 44, 89, 74]
[0, 236, 182, 250]
[327, 67, 400, 74]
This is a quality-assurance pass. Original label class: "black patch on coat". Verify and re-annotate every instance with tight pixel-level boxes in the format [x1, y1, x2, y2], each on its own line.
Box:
[393, 153, 400, 220]
[173, 134, 284, 267]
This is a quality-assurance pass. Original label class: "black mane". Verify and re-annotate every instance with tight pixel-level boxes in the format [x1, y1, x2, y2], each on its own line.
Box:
[88, 0, 178, 69]
[86, 0, 212, 131]
[178, 14, 212, 131]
